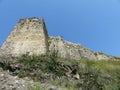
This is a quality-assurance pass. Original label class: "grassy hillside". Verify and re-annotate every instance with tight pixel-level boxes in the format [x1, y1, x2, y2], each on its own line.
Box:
[0, 54, 120, 90]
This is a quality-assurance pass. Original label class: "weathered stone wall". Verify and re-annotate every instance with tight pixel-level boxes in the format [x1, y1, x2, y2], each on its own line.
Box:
[94, 52, 112, 60]
[48, 36, 97, 60]
[1, 17, 48, 56]
[0, 17, 114, 60]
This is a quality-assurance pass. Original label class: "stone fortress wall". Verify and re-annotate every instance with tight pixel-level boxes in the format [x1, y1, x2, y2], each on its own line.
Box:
[1, 17, 48, 56]
[0, 17, 112, 60]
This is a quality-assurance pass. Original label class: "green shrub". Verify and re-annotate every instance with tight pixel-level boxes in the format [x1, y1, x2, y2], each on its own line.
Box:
[29, 83, 46, 90]
[16, 54, 120, 90]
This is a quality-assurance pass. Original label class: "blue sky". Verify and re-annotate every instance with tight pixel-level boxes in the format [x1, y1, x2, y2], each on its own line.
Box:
[0, 0, 120, 56]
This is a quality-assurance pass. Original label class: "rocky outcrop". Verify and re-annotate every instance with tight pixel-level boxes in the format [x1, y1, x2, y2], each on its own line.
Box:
[0, 70, 68, 90]
[0, 71, 34, 90]
[94, 52, 112, 60]
[49, 36, 97, 60]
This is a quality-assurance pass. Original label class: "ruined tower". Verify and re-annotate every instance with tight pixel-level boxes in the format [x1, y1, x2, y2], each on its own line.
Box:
[1, 17, 48, 56]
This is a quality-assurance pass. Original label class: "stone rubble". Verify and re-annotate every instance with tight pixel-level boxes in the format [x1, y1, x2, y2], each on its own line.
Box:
[0, 71, 32, 90]
[0, 70, 68, 90]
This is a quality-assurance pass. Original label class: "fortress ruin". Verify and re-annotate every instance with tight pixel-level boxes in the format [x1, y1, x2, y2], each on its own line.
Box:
[1, 17, 111, 60]
[1, 18, 48, 56]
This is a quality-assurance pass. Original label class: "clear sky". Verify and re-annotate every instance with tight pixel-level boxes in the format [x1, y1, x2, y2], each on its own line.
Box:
[0, 0, 120, 56]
